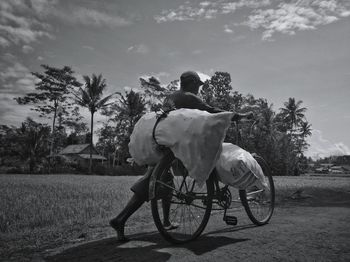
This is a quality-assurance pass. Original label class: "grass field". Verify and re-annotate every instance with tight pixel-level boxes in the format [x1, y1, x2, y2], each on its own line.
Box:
[1, 174, 349, 259]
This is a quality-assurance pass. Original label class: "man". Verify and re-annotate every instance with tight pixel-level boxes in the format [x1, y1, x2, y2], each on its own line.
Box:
[110, 71, 252, 241]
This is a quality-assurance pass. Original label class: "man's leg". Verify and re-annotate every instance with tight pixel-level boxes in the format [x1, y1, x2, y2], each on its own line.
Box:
[110, 167, 153, 241]
[162, 198, 171, 227]
[161, 171, 179, 230]
[110, 194, 144, 242]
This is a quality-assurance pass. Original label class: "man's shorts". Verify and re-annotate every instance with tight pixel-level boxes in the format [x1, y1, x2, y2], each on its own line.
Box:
[131, 166, 174, 201]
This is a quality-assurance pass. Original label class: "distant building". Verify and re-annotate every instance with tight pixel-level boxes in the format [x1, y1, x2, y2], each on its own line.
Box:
[320, 163, 333, 168]
[59, 144, 106, 168]
[329, 166, 344, 174]
[315, 167, 328, 174]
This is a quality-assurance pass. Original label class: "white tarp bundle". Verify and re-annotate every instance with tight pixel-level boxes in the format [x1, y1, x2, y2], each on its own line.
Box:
[215, 143, 269, 189]
[128, 112, 164, 166]
[129, 109, 234, 185]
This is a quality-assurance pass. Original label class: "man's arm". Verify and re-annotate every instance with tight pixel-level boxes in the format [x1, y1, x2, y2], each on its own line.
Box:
[183, 93, 255, 120]
[164, 92, 253, 120]
[180, 92, 224, 113]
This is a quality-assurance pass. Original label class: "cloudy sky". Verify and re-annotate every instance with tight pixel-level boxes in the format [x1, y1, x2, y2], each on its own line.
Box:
[1, 0, 350, 159]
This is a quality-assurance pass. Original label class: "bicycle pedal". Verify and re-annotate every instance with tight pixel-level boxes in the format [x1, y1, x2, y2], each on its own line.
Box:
[223, 215, 237, 226]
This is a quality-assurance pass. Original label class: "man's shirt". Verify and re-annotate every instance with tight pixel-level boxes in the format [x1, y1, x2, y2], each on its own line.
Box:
[163, 90, 223, 113]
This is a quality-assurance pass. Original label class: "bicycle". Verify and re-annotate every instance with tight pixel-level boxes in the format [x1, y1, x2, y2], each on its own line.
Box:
[149, 121, 275, 244]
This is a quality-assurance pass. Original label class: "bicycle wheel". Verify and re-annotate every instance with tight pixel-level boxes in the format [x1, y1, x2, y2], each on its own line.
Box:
[239, 155, 275, 225]
[151, 152, 214, 244]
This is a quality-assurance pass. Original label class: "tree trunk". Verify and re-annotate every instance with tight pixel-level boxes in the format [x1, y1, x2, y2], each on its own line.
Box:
[48, 105, 57, 174]
[29, 157, 34, 174]
[113, 147, 117, 168]
[89, 112, 94, 174]
[50, 104, 58, 156]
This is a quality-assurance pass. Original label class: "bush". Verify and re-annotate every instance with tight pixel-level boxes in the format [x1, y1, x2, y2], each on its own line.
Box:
[6, 167, 24, 174]
[93, 164, 109, 176]
[113, 164, 146, 176]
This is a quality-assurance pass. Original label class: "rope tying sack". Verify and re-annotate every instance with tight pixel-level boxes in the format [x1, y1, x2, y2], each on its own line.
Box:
[152, 110, 172, 152]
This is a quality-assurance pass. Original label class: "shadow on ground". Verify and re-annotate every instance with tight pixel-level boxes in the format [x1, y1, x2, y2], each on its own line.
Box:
[46, 228, 249, 262]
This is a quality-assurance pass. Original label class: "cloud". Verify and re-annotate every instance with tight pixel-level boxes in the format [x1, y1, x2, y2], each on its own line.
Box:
[0, 61, 36, 94]
[127, 44, 149, 54]
[196, 71, 211, 82]
[221, 0, 271, 14]
[139, 72, 170, 82]
[154, 0, 270, 23]
[82, 45, 95, 51]
[0, 0, 132, 49]
[37, 56, 44, 61]
[0, 36, 11, 47]
[65, 7, 132, 28]
[22, 45, 34, 53]
[154, 2, 218, 23]
[244, 0, 350, 40]
[0, 24, 53, 44]
[192, 49, 203, 55]
[0, 0, 54, 47]
[0, 93, 36, 127]
[154, 0, 350, 40]
[305, 129, 350, 159]
[123, 86, 144, 94]
[224, 24, 234, 33]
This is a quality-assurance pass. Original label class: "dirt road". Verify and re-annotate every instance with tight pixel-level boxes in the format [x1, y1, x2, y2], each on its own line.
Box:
[45, 194, 350, 262]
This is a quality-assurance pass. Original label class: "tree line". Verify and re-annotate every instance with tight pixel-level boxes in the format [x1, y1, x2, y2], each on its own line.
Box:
[0, 65, 312, 176]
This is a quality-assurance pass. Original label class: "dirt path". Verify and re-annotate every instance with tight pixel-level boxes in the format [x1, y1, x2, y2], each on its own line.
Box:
[44, 199, 350, 262]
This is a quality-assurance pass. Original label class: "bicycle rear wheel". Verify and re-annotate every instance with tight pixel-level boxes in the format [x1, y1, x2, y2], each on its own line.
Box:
[239, 155, 275, 225]
[151, 152, 214, 244]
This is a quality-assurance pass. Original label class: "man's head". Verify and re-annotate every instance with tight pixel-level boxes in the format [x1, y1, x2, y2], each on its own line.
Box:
[180, 71, 204, 94]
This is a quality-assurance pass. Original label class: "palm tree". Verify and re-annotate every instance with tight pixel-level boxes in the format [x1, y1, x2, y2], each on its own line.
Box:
[279, 98, 307, 176]
[112, 90, 146, 163]
[280, 98, 307, 133]
[74, 74, 115, 174]
[299, 121, 312, 138]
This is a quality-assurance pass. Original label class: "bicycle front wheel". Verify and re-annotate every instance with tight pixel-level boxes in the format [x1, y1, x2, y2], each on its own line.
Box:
[239, 155, 275, 225]
[151, 152, 214, 244]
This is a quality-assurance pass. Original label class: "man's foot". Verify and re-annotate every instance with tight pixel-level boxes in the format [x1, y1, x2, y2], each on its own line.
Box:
[163, 222, 179, 231]
[109, 218, 129, 242]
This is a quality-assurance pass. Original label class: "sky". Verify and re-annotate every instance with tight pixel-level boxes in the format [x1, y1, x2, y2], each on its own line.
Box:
[1, 0, 350, 159]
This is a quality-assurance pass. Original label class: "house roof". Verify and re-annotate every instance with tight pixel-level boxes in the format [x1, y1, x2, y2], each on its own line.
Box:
[59, 144, 90, 155]
[78, 154, 107, 160]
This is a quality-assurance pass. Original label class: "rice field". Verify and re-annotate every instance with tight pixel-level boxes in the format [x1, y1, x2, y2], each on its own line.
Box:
[0, 175, 134, 233]
[0, 174, 349, 257]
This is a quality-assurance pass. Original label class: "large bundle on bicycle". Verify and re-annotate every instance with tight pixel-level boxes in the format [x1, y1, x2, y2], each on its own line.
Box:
[129, 108, 267, 190]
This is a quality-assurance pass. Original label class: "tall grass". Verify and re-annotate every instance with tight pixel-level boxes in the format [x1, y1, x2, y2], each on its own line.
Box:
[1, 175, 348, 234]
[0, 175, 150, 235]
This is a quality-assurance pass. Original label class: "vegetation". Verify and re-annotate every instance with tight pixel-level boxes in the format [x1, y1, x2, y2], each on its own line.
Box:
[1, 64, 315, 175]
[199, 72, 312, 176]
[0, 118, 50, 173]
[15, 65, 82, 156]
[73, 74, 115, 174]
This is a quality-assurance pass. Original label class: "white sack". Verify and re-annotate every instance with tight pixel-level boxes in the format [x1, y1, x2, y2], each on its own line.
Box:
[216, 143, 269, 190]
[128, 112, 164, 166]
[129, 109, 234, 185]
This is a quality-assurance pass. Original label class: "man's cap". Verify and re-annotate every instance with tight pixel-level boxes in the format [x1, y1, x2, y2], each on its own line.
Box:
[180, 71, 204, 85]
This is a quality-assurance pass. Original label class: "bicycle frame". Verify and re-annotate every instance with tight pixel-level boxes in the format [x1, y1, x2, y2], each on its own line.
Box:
[149, 165, 238, 212]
